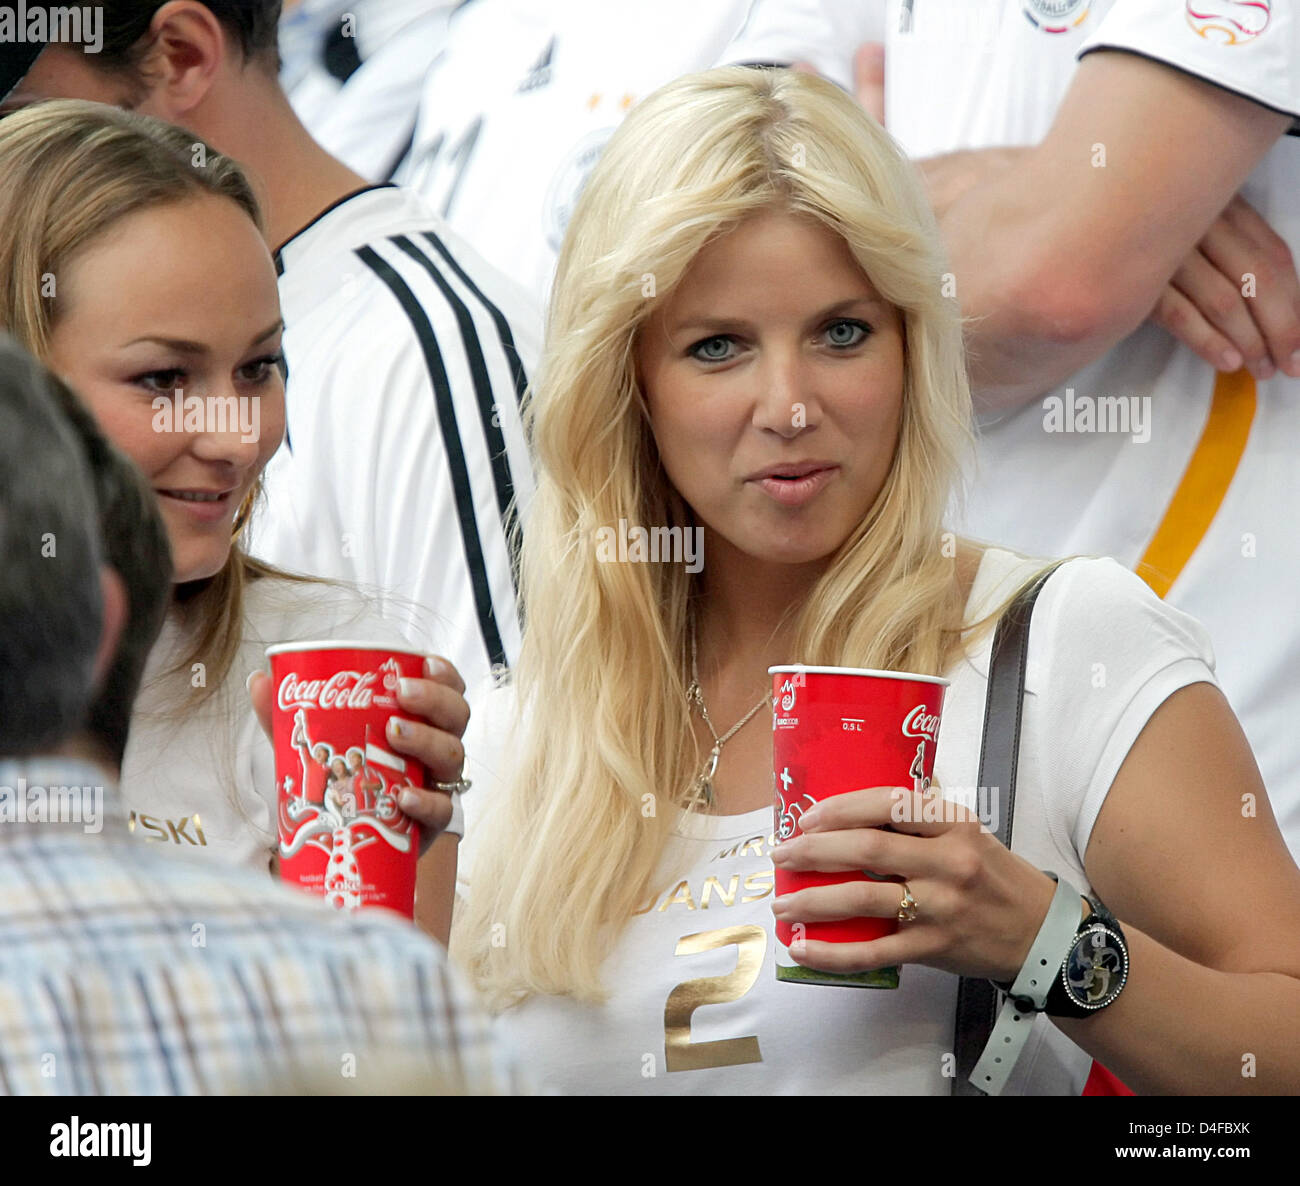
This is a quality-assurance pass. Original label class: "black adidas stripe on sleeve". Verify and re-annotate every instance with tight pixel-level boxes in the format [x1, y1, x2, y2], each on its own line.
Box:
[354, 244, 509, 671]
[389, 234, 522, 597]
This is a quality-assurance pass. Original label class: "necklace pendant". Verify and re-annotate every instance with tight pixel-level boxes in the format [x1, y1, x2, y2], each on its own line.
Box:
[691, 746, 721, 810]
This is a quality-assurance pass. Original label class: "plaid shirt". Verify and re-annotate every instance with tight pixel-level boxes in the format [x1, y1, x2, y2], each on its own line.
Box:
[0, 756, 521, 1095]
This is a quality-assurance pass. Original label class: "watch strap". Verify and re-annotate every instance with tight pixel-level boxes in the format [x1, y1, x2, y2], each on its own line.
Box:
[1085, 892, 1118, 929]
[968, 873, 1084, 1095]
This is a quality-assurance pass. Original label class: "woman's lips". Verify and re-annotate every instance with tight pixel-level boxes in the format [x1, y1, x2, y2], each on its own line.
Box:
[157, 488, 236, 523]
[752, 466, 838, 507]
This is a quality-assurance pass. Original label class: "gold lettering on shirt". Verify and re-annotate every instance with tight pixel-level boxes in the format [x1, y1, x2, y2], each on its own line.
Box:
[127, 811, 209, 846]
[644, 865, 778, 914]
[741, 869, 774, 902]
[658, 880, 696, 911]
[713, 834, 778, 862]
[699, 875, 739, 909]
[664, 926, 765, 1072]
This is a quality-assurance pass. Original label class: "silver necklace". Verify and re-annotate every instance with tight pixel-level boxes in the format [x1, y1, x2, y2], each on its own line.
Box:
[686, 625, 770, 809]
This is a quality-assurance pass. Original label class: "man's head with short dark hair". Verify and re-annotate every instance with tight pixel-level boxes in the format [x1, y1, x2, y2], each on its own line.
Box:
[0, 335, 172, 767]
[94, 2, 284, 78]
[2, 0, 364, 260]
[0, 335, 104, 755]
[1, 3, 284, 105]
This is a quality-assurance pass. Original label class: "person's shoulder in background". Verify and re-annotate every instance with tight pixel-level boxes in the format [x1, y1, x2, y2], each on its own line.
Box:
[281, 184, 541, 334]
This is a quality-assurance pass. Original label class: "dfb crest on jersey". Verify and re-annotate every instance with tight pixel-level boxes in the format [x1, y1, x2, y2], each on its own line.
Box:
[544, 127, 616, 253]
[1021, 0, 1092, 34]
[1185, 1, 1271, 45]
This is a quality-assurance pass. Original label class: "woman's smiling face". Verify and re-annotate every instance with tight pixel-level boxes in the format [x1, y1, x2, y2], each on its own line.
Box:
[45, 192, 285, 584]
[637, 206, 905, 573]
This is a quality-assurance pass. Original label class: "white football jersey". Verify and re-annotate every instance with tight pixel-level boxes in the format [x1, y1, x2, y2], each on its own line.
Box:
[300, 0, 459, 182]
[280, 0, 355, 130]
[717, 0, 1099, 149]
[393, 0, 757, 301]
[718, 0, 887, 91]
[247, 184, 540, 703]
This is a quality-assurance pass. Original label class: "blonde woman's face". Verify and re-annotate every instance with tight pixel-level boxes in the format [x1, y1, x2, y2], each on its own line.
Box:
[46, 193, 285, 585]
[637, 208, 905, 572]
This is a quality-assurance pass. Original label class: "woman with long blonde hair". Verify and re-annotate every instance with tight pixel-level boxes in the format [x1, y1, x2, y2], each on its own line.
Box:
[454, 67, 1300, 1093]
[0, 100, 470, 942]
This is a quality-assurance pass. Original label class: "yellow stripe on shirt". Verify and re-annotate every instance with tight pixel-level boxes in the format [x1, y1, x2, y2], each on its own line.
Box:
[1136, 369, 1257, 599]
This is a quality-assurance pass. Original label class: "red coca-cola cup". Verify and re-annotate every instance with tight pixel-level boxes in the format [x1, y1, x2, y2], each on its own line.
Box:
[770, 664, 947, 988]
[266, 642, 428, 919]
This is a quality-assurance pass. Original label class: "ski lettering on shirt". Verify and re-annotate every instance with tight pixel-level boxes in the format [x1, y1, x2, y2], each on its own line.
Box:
[127, 812, 208, 846]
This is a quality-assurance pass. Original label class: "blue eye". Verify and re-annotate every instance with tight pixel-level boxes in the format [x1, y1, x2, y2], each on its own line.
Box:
[825, 319, 870, 347]
[689, 335, 736, 363]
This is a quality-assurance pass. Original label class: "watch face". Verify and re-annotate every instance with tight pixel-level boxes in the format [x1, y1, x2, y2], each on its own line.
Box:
[1064, 924, 1128, 1008]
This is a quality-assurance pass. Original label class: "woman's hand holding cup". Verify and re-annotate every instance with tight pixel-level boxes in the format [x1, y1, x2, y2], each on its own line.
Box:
[248, 653, 470, 859]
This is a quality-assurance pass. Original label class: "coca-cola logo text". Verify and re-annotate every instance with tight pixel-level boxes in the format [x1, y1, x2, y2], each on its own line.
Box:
[901, 703, 941, 740]
[278, 670, 379, 711]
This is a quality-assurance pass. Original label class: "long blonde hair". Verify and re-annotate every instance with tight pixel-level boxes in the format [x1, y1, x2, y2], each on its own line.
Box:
[456, 68, 995, 1007]
[0, 99, 310, 709]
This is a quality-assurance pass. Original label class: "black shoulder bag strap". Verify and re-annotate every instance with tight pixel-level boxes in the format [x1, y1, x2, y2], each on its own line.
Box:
[951, 561, 1065, 1096]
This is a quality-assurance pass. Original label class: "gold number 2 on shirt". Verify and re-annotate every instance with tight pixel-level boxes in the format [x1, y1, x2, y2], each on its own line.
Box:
[664, 926, 766, 1072]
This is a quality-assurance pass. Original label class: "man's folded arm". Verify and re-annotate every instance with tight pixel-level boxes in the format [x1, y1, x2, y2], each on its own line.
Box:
[935, 51, 1289, 412]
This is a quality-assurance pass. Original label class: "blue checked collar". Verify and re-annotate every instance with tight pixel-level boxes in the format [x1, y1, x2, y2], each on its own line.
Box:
[0, 755, 128, 841]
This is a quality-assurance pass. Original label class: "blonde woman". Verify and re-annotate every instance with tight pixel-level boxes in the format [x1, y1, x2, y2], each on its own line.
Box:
[453, 67, 1300, 1093]
[0, 100, 468, 942]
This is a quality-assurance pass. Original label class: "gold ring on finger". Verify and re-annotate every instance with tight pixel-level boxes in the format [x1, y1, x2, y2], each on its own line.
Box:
[897, 882, 919, 923]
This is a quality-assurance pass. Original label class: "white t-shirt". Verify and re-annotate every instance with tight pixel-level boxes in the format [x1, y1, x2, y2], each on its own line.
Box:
[724, 0, 1300, 863]
[455, 547, 1217, 1094]
[122, 576, 464, 872]
[393, 0, 756, 302]
[246, 184, 540, 703]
